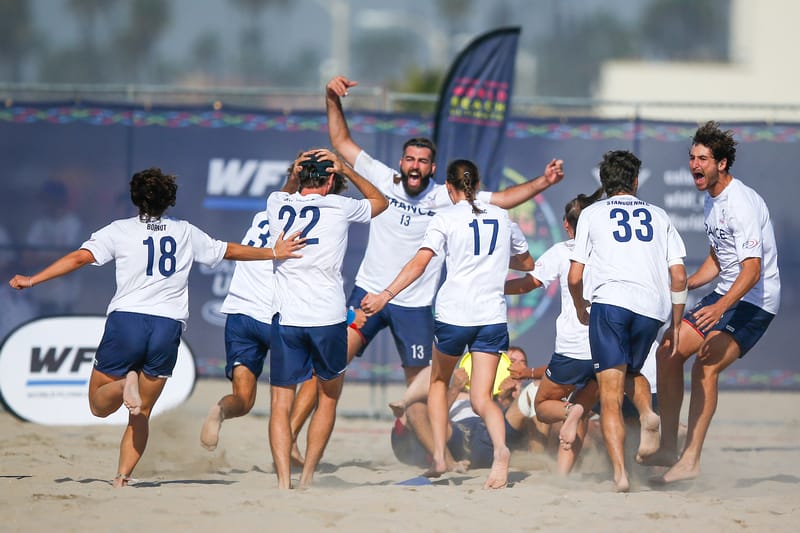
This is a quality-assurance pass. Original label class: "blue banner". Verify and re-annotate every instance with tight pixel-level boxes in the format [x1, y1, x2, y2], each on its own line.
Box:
[1, 104, 798, 389]
[433, 27, 520, 190]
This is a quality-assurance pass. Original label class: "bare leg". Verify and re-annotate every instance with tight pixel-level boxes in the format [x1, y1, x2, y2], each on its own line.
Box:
[405, 401, 467, 473]
[403, 365, 426, 387]
[426, 347, 460, 477]
[559, 403, 584, 451]
[533, 376, 576, 424]
[269, 384, 297, 489]
[289, 376, 319, 466]
[289, 326, 362, 466]
[299, 374, 344, 488]
[470, 351, 509, 489]
[626, 373, 660, 463]
[389, 366, 432, 418]
[112, 373, 167, 487]
[646, 326, 702, 466]
[201, 365, 257, 451]
[595, 365, 629, 492]
[659, 333, 740, 484]
[88, 369, 126, 418]
[556, 415, 589, 475]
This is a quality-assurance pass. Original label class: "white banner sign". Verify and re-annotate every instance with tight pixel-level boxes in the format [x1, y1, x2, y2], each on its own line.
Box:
[0, 316, 196, 425]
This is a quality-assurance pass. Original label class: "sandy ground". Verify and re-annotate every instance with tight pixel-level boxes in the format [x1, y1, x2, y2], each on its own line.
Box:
[1, 379, 798, 532]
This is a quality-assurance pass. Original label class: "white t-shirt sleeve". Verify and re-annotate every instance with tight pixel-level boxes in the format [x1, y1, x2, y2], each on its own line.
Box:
[666, 223, 687, 264]
[81, 223, 116, 266]
[731, 196, 764, 262]
[570, 212, 591, 265]
[509, 221, 528, 256]
[353, 150, 398, 192]
[531, 243, 561, 289]
[420, 214, 447, 255]
[188, 225, 228, 268]
[342, 196, 374, 224]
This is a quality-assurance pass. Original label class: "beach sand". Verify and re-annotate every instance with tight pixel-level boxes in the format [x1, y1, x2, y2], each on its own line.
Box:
[1, 379, 798, 532]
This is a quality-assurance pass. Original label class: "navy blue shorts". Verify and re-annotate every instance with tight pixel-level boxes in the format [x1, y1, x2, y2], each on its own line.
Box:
[544, 353, 596, 387]
[348, 285, 433, 368]
[224, 313, 272, 380]
[589, 303, 662, 373]
[434, 321, 509, 356]
[270, 315, 347, 386]
[684, 291, 775, 357]
[94, 311, 181, 378]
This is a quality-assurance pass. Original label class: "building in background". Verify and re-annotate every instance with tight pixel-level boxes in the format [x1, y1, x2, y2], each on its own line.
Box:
[596, 0, 800, 121]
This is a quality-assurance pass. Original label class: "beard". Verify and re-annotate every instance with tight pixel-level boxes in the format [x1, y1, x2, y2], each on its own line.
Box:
[400, 170, 432, 197]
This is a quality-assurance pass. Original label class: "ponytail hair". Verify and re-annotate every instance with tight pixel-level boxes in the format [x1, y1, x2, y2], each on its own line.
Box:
[564, 186, 603, 232]
[446, 159, 482, 215]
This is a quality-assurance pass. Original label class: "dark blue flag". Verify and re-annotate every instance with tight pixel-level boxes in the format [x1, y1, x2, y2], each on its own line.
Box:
[433, 27, 521, 191]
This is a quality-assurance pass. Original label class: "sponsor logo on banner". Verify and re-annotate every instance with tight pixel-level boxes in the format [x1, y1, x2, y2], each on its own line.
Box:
[0, 316, 196, 425]
[204, 158, 289, 210]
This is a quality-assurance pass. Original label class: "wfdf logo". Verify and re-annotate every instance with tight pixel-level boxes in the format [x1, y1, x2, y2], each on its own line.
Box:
[0, 316, 196, 425]
[205, 158, 290, 210]
[30, 346, 95, 376]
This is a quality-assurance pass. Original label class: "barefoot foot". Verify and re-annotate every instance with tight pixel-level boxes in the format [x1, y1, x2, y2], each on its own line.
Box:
[635, 412, 660, 463]
[200, 404, 224, 451]
[123, 371, 142, 416]
[638, 448, 679, 467]
[614, 472, 630, 493]
[112, 473, 134, 488]
[445, 459, 470, 474]
[290, 442, 305, 467]
[423, 456, 448, 478]
[652, 458, 700, 484]
[483, 446, 510, 489]
[559, 403, 584, 451]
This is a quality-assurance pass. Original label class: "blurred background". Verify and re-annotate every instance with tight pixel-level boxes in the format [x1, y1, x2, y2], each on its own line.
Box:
[2, 0, 798, 394]
[2, 0, 798, 119]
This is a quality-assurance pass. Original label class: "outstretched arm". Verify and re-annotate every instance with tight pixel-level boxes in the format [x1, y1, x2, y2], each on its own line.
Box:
[325, 75, 362, 166]
[360, 248, 435, 315]
[504, 273, 542, 295]
[224, 231, 305, 261]
[315, 148, 388, 217]
[509, 251, 534, 272]
[489, 159, 565, 209]
[9, 248, 95, 290]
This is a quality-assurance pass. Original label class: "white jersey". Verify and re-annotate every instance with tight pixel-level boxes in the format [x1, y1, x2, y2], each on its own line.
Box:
[529, 240, 591, 360]
[704, 178, 780, 314]
[219, 210, 275, 324]
[422, 200, 528, 326]
[353, 151, 491, 307]
[81, 216, 228, 326]
[267, 190, 372, 327]
[572, 194, 687, 322]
